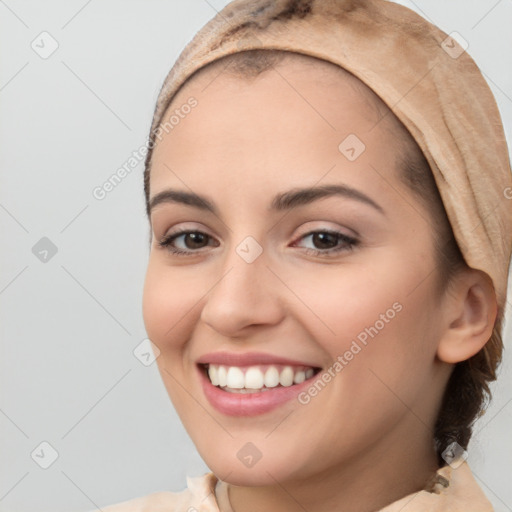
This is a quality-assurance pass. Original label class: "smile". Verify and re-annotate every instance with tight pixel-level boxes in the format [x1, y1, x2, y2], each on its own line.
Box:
[205, 364, 318, 393]
[196, 353, 323, 416]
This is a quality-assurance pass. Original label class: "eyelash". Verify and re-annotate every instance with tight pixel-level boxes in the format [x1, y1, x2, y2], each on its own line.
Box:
[157, 228, 359, 257]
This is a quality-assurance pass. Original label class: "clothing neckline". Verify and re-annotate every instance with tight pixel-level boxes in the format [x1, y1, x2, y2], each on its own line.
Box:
[212, 466, 448, 512]
[215, 476, 235, 512]
[210, 460, 493, 512]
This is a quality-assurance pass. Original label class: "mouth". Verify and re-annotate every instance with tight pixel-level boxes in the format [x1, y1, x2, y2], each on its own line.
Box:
[195, 351, 324, 416]
[199, 363, 322, 393]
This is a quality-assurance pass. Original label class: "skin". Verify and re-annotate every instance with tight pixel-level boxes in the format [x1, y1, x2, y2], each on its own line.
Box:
[142, 55, 496, 512]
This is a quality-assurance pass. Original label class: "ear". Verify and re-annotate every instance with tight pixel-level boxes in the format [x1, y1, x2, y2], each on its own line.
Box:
[436, 268, 497, 364]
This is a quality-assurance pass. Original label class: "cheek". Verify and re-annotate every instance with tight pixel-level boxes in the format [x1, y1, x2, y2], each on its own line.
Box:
[142, 259, 201, 354]
[292, 261, 440, 455]
[142, 260, 206, 417]
[288, 249, 440, 381]
[279, 253, 410, 344]
[338, 275, 439, 420]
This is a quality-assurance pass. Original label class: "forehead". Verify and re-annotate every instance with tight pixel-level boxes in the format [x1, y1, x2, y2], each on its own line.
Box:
[148, 52, 416, 211]
[173, 52, 389, 124]
[155, 51, 412, 169]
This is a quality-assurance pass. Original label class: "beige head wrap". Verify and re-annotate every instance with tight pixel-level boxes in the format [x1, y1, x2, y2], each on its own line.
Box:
[146, 0, 512, 317]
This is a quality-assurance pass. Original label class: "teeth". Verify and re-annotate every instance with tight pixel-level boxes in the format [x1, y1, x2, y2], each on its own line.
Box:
[279, 366, 294, 387]
[245, 367, 264, 389]
[226, 367, 245, 388]
[206, 364, 317, 391]
[293, 370, 306, 384]
[209, 365, 219, 386]
[217, 366, 227, 387]
[264, 367, 280, 388]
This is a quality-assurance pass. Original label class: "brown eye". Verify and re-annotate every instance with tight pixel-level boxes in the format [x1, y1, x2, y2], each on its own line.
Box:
[310, 232, 338, 249]
[180, 232, 209, 249]
[158, 230, 218, 255]
[293, 229, 358, 256]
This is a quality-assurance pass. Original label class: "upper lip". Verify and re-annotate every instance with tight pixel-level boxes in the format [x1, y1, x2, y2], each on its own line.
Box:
[196, 351, 320, 368]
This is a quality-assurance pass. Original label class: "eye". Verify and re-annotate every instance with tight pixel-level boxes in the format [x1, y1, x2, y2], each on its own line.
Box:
[292, 229, 358, 257]
[158, 229, 218, 255]
[157, 228, 358, 257]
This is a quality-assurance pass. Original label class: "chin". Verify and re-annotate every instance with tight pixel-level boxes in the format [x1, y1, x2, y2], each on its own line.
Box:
[209, 461, 291, 486]
[196, 442, 309, 486]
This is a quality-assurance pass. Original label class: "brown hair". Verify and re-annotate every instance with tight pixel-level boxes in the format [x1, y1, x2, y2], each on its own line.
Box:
[143, 49, 503, 465]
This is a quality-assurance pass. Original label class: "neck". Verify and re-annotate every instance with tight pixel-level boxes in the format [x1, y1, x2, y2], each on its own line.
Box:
[225, 427, 439, 512]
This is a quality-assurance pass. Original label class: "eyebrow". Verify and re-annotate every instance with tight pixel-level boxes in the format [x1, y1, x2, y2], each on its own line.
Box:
[148, 184, 385, 216]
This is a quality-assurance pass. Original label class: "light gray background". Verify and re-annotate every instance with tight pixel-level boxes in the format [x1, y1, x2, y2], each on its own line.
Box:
[1, 1, 511, 511]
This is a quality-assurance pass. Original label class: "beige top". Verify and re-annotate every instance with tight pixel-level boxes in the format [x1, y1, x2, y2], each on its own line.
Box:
[95, 462, 493, 512]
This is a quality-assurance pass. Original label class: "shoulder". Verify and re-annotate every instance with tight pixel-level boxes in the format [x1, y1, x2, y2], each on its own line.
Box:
[97, 491, 188, 512]
[89, 473, 221, 512]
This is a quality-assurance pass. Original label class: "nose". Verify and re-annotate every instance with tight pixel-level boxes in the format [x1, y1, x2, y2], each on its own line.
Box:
[199, 244, 285, 337]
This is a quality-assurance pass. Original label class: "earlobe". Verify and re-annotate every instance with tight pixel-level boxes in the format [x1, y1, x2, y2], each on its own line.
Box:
[436, 269, 497, 364]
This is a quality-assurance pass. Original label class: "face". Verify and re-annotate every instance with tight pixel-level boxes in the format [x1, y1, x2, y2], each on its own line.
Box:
[143, 55, 451, 486]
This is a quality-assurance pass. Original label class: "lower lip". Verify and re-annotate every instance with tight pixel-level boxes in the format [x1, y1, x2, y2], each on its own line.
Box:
[198, 365, 318, 416]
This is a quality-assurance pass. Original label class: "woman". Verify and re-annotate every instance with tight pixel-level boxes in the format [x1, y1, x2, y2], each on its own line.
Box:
[100, 0, 512, 510]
